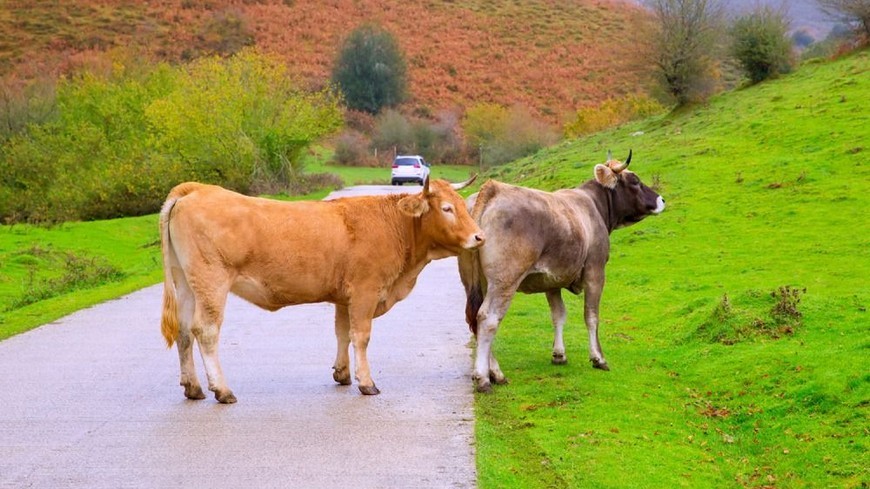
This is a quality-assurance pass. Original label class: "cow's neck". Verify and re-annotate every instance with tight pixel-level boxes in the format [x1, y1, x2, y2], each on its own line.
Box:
[375, 216, 434, 312]
[405, 216, 438, 266]
[581, 181, 619, 233]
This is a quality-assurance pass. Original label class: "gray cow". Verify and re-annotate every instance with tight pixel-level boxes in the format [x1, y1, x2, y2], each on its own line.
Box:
[458, 151, 665, 393]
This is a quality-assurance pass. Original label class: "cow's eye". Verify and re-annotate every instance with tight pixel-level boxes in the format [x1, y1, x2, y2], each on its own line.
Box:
[441, 204, 454, 213]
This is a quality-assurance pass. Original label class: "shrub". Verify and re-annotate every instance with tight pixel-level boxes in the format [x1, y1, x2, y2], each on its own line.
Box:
[332, 130, 375, 167]
[817, 0, 870, 38]
[146, 49, 343, 191]
[645, 0, 727, 105]
[331, 23, 407, 114]
[730, 6, 794, 84]
[463, 103, 557, 167]
[0, 49, 342, 223]
[186, 8, 255, 59]
[0, 74, 57, 142]
[370, 109, 414, 155]
[564, 94, 664, 138]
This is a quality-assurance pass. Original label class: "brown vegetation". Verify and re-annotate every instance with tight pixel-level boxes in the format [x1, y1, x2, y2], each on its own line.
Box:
[1, 0, 652, 125]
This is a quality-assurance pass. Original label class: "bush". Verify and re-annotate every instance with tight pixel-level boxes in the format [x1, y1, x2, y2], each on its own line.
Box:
[0, 49, 343, 224]
[332, 130, 376, 167]
[331, 23, 407, 114]
[463, 103, 557, 167]
[645, 0, 727, 105]
[564, 94, 664, 138]
[185, 8, 255, 59]
[817, 0, 870, 38]
[370, 110, 414, 155]
[731, 6, 794, 84]
[0, 74, 57, 142]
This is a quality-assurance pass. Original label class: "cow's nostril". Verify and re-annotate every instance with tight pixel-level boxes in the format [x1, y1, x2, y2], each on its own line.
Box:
[475, 234, 485, 242]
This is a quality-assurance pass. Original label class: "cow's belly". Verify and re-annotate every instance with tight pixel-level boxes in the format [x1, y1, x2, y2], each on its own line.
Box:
[231, 275, 333, 311]
[518, 272, 573, 294]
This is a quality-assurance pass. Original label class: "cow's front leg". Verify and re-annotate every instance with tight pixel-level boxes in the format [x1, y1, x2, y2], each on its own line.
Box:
[332, 304, 352, 386]
[583, 275, 609, 371]
[349, 297, 380, 395]
[487, 351, 507, 385]
[546, 289, 568, 365]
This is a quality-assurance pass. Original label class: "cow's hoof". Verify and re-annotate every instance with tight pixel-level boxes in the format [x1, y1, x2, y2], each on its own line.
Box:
[489, 372, 509, 385]
[552, 354, 568, 365]
[475, 382, 493, 394]
[183, 384, 206, 400]
[215, 390, 238, 404]
[333, 367, 352, 386]
[591, 359, 610, 371]
[358, 384, 380, 396]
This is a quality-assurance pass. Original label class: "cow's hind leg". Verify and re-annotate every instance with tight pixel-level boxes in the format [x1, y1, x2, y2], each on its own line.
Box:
[175, 274, 205, 400]
[583, 273, 609, 371]
[332, 304, 352, 386]
[546, 290, 568, 365]
[191, 291, 236, 403]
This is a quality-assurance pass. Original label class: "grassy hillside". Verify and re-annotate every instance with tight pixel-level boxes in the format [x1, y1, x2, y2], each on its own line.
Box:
[473, 51, 869, 488]
[1, 0, 649, 124]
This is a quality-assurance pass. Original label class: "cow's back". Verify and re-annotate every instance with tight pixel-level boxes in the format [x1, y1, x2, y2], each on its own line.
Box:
[167, 185, 361, 308]
[473, 181, 606, 293]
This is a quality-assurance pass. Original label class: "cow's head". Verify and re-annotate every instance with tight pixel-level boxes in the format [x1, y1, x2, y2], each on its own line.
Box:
[398, 175, 485, 257]
[594, 150, 665, 228]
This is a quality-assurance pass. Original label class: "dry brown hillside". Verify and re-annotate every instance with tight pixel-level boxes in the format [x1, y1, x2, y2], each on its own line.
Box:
[1, 0, 651, 124]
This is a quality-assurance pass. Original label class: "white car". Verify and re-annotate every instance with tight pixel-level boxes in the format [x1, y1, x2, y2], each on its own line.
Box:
[390, 155, 430, 185]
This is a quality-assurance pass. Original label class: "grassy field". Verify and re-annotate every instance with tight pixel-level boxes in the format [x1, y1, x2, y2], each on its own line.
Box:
[0, 215, 162, 340]
[472, 52, 869, 487]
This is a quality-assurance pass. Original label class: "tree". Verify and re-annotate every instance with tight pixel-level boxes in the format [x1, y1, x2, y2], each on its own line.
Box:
[731, 6, 793, 84]
[332, 24, 408, 114]
[645, 0, 727, 105]
[817, 0, 870, 38]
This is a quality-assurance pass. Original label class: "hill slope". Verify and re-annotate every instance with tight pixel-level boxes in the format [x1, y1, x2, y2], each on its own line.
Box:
[474, 51, 869, 487]
[0, 0, 649, 124]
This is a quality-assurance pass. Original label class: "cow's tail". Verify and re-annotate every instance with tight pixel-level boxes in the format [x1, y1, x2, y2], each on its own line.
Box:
[159, 182, 200, 348]
[459, 248, 484, 336]
[459, 181, 497, 336]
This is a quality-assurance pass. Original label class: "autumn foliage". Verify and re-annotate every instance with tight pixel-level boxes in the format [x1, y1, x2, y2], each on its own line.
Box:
[1, 0, 653, 126]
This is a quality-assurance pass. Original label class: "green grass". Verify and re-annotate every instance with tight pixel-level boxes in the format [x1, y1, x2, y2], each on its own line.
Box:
[0, 215, 162, 340]
[473, 51, 869, 488]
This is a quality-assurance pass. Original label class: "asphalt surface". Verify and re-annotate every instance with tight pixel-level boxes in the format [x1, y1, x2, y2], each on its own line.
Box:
[0, 186, 476, 489]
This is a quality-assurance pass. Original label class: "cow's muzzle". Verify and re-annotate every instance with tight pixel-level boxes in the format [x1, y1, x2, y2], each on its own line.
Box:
[652, 196, 666, 215]
[465, 232, 485, 249]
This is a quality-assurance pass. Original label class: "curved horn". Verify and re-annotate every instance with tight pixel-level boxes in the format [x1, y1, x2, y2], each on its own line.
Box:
[610, 149, 632, 173]
[451, 173, 478, 190]
[606, 149, 613, 161]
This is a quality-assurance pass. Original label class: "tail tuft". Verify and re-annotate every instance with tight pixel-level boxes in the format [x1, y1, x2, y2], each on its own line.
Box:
[465, 283, 483, 336]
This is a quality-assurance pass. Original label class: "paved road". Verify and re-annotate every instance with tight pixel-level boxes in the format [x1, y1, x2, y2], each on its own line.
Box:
[0, 186, 476, 488]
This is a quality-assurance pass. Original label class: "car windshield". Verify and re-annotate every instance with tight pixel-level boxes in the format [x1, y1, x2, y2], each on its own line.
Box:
[395, 157, 420, 166]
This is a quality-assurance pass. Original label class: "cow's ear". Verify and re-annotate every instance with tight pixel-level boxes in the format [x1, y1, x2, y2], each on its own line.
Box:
[594, 164, 618, 189]
[398, 194, 430, 217]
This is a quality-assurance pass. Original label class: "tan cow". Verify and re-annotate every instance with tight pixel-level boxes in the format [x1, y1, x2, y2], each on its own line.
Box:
[159, 177, 483, 403]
